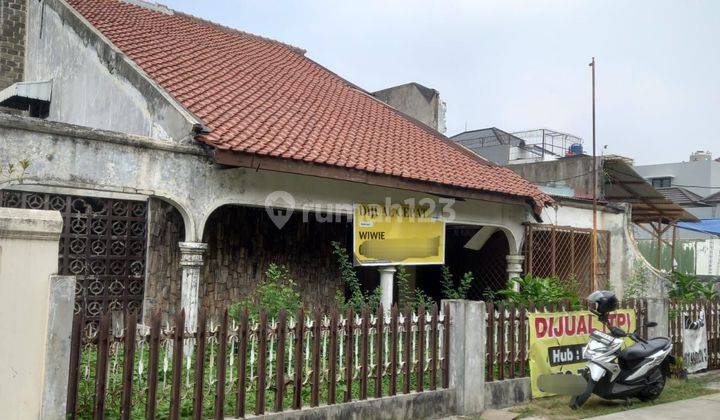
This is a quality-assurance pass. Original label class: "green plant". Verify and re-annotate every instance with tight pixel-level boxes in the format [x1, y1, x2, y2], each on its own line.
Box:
[667, 271, 718, 302]
[229, 263, 302, 321]
[440, 266, 474, 300]
[331, 241, 382, 312]
[396, 266, 435, 309]
[496, 274, 580, 308]
[625, 261, 650, 298]
[0, 158, 30, 186]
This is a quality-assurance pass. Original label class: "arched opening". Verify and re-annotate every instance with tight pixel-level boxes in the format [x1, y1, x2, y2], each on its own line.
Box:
[143, 197, 186, 321]
[200, 205, 367, 319]
[415, 224, 510, 302]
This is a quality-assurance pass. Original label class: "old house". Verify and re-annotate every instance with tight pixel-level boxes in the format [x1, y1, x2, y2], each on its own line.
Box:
[0, 0, 551, 325]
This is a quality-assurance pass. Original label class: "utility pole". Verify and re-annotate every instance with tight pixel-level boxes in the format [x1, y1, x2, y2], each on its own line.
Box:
[589, 57, 598, 291]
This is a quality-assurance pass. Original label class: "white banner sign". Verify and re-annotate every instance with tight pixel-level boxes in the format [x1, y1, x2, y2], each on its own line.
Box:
[682, 309, 708, 373]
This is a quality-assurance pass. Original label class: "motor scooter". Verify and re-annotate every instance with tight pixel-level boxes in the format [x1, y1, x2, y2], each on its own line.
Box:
[538, 291, 675, 409]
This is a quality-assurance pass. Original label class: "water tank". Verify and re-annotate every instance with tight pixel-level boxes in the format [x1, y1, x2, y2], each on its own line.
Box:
[569, 143, 583, 156]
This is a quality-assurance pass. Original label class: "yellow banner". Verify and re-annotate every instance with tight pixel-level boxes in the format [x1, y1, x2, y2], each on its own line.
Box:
[528, 309, 636, 397]
[353, 203, 445, 266]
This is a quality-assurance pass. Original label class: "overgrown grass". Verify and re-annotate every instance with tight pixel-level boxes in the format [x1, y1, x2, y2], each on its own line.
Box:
[509, 376, 717, 419]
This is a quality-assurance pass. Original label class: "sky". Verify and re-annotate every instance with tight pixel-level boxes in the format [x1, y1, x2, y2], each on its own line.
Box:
[161, 0, 720, 165]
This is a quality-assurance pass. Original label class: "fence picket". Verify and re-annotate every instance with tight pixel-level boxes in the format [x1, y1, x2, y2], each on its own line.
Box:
[193, 310, 207, 420]
[375, 305, 384, 398]
[93, 310, 111, 420]
[344, 307, 354, 403]
[360, 306, 369, 400]
[508, 304, 516, 379]
[311, 311, 322, 407]
[169, 310, 185, 420]
[486, 301, 495, 381]
[66, 312, 83, 419]
[416, 305, 425, 392]
[390, 305, 398, 396]
[442, 302, 450, 388]
[519, 305, 527, 377]
[256, 310, 268, 415]
[145, 312, 161, 420]
[235, 309, 249, 418]
[430, 305, 438, 390]
[403, 306, 412, 394]
[497, 303, 506, 381]
[292, 308, 304, 410]
[214, 310, 229, 419]
[120, 311, 137, 420]
[275, 310, 287, 412]
[328, 310, 338, 404]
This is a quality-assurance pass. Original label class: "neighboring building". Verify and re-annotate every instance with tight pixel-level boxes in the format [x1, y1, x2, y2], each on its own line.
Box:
[633, 152, 720, 276]
[451, 127, 584, 166]
[373, 82, 447, 133]
[0, 0, 550, 324]
[634, 151, 720, 198]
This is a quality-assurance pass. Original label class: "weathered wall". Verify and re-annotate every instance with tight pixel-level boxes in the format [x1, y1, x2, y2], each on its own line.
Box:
[24, 0, 198, 142]
[201, 206, 346, 318]
[0, 208, 64, 419]
[143, 198, 184, 321]
[0, 0, 25, 91]
[373, 83, 445, 133]
[0, 113, 529, 249]
[509, 155, 601, 198]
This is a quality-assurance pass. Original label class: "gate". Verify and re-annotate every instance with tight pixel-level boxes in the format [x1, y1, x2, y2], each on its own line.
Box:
[0, 189, 147, 322]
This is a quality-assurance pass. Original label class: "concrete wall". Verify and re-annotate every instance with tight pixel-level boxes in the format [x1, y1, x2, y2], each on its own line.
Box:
[509, 155, 600, 198]
[0, 207, 70, 419]
[485, 377, 531, 409]
[373, 83, 446, 133]
[24, 0, 199, 142]
[229, 389, 455, 420]
[0, 0, 25, 91]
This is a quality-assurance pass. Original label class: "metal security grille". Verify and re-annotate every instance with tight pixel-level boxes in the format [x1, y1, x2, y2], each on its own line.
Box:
[523, 224, 610, 296]
[0, 190, 147, 321]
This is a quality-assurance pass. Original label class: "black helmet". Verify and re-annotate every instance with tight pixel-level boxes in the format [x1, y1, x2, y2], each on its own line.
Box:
[587, 290, 618, 316]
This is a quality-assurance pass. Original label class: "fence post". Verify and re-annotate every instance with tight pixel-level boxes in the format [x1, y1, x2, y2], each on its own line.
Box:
[645, 298, 668, 338]
[444, 299, 486, 415]
[0, 208, 67, 419]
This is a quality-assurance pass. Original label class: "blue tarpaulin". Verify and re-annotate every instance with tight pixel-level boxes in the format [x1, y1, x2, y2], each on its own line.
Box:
[677, 219, 720, 236]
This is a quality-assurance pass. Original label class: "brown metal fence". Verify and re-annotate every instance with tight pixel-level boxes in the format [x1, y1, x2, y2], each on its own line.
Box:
[524, 224, 611, 297]
[485, 299, 648, 381]
[65, 304, 450, 419]
[668, 300, 720, 371]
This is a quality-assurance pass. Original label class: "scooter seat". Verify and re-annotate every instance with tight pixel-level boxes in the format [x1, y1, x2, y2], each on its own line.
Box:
[619, 337, 670, 370]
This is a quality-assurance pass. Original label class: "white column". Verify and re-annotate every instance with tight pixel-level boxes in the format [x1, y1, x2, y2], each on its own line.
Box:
[378, 266, 396, 311]
[507, 254, 524, 291]
[179, 242, 208, 332]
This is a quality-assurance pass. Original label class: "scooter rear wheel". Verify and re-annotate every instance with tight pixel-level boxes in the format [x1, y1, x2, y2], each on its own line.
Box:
[638, 369, 666, 402]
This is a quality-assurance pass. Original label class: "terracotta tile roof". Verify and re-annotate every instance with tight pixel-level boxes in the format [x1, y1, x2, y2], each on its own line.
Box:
[66, 0, 551, 210]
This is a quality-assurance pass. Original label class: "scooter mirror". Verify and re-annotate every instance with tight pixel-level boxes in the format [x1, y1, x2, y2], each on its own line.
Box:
[646, 322, 657, 328]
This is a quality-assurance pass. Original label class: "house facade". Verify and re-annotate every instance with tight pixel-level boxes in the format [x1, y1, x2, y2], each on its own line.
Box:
[0, 0, 552, 325]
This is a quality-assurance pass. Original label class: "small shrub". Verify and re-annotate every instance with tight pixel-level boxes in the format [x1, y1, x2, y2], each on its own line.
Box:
[667, 271, 718, 302]
[440, 266, 473, 300]
[332, 241, 381, 312]
[396, 266, 435, 309]
[495, 274, 580, 308]
[229, 263, 302, 321]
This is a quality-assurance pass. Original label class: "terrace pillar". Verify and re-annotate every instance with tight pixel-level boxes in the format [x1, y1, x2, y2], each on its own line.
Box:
[179, 242, 208, 332]
[507, 254, 524, 291]
[379, 266, 396, 312]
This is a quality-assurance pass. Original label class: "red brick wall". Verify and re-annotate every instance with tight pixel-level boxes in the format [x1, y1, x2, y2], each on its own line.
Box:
[0, 0, 25, 90]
